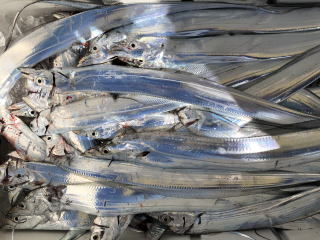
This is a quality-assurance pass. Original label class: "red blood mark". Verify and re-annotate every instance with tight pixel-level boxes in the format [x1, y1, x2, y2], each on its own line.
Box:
[82, 42, 90, 48]
[66, 96, 72, 100]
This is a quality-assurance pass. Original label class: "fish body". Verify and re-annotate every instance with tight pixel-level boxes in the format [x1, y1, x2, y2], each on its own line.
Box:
[245, 46, 320, 103]
[76, 112, 180, 139]
[36, 65, 317, 125]
[187, 187, 320, 233]
[98, 129, 320, 171]
[60, 155, 320, 198]
[48, 95, 185, 133]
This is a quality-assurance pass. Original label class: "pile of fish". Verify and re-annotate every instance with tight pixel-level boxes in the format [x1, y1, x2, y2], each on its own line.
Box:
[2, 1, 320, 239]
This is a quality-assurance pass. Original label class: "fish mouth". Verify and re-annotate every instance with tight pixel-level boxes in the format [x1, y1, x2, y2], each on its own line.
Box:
[78, 51, 113, 67]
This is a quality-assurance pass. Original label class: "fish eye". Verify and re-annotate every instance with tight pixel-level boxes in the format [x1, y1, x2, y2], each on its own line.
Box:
[29, 110, 35, 116]
[130, 43, 136, 48]
[7, 186, 16, 191]
[91, 132, 96, 136]
[17, 202, 26, 209]
[12, 216, 26, 223]
[47, 136, 52, 141]
[92, 46, 98, 51]
[35, 77, 43, 84]
[103, 149, 109, 154]
[91, 234, 100, 240]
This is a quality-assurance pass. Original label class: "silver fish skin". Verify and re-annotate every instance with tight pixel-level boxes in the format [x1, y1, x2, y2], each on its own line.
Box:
[60, 155, 320, 199]
[282, 161, 320, 173]
[47, 95, 186, 134]
[100, 129, 320, 171]
[309, 86, 320, 97]
[180, 59, 291, 86]
[90, 215, 133, 240]
[281, 89, 320, 116]
[93, 31, 320, 68]
[57, 182, 282, 216]
[0, 2, 263, 105]
[103, 0, 267, 4]
[43, 0, 103, 10]
[93, 7, 320, 38]
[187, 186, 320, 233]
[3, 211, 94, 230]
[38, 65, 317, 125]
[62, 131, 96, 153]
[76, 112, 180, 139]
[245, 46, 320, 103]
[177, 107, 268, 138]
[276, 213, 320, 230]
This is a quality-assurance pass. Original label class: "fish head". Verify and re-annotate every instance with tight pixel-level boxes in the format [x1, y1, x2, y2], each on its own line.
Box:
[20, 68, 54, 94]
[5, 186, 26, 205]
[30, 116, 49, 136]
[91, 225, 106, 240]
[9, 102, 38, 118]
[107, 36, 163, 68]
[80, 125, 118, 139]
[79, 34, 156, 67]
[8, 190, 51, 216]
[53, 43, 86, 68]
[22, 92, 51, 112]
[4, 214, 45, 229]
[78, 34, 115, 66]
[0, 160, 31, 187]
[99, 142, 150, 160]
